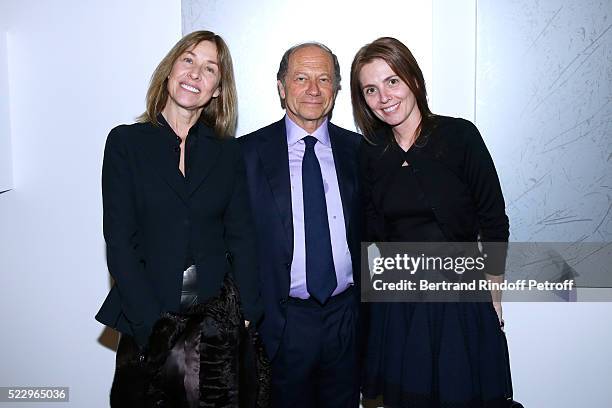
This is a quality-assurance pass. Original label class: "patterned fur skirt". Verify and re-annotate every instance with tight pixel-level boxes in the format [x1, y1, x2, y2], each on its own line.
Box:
[110, 274, 270, 407]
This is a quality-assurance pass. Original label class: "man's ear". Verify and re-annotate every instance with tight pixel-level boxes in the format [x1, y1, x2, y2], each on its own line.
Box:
[277, 80, 286, 100]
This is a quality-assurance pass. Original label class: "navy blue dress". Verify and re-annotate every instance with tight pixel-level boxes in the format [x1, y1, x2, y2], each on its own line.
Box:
[360, 119, 511, 408]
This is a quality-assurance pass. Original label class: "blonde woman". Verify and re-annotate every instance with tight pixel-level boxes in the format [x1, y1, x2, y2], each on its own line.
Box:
[96, 31, 266, 407]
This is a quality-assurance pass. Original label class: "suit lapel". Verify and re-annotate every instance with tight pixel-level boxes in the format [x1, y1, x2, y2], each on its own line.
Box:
[329, 123, 356, 240]
[143, 125, 189, 204]
[257, 119, 293, 247]
[187, 125, 221, 198]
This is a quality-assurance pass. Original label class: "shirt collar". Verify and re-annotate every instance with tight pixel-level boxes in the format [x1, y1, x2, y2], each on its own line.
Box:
[158, 112, 204, 136]
[284, 115, 330, 147]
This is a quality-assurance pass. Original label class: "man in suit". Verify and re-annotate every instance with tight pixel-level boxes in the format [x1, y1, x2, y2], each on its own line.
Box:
[239, 43, 361, 408]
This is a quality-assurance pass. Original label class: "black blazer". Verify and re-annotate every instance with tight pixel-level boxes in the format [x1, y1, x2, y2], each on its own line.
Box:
[360, 116, 509, 273]
[96, 120, 263, 347]
[239, 119, 361, 359]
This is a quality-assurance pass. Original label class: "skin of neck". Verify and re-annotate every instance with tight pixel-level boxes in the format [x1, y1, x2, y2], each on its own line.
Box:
[392, 108, 422, 150]
[286, 110, 327, 134]
[161, 103, 204, 139]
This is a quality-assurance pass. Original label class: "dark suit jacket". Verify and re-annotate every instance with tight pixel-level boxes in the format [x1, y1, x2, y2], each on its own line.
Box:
[360, 116, 509, 273]
[96, 120, 263, 347]
[239, 118, 361, 359]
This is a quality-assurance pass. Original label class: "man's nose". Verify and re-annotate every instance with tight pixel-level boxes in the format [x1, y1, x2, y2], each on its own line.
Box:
[306, 81, 320, 96]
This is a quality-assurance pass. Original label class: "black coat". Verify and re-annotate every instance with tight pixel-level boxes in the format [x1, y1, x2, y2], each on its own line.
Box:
[359, 116, 509, 273]
[96, 120, 263, 347]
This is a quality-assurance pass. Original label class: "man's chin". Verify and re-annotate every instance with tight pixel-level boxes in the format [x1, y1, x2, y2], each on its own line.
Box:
[299, 110, 330, 120]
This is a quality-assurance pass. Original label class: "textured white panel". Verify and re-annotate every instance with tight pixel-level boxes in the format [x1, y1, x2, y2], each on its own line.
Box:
[0, 31, 11, 191]
[477, 0, 612, 242]
[182, 0, 432, 136]
[431, 0, 476, 120]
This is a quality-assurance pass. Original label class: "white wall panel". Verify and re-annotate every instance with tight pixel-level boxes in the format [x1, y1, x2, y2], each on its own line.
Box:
[431, 0, 476, 120]
[477, 0, 612, 242]
[0, 31, 11, 191]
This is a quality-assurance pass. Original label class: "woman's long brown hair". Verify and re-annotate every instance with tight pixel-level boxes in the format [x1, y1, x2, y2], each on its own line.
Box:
[350, 37, 435, 144]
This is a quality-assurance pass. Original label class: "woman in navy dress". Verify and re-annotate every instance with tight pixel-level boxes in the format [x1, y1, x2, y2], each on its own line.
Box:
[351, 37, 512, 407]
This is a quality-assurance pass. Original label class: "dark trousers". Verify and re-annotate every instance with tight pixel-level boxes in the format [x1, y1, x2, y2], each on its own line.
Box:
[271, 288, 360, 408]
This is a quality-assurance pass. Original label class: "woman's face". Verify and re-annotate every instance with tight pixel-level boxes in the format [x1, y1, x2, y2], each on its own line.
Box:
[165, 40, 221, 113]
[359, 58, 420, 130]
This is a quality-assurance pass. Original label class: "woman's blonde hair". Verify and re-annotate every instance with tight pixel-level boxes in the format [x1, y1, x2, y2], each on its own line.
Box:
[137, 30, 238, 137]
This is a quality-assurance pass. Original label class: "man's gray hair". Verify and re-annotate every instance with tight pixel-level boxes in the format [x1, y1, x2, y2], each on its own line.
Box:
[276, 42, 342, 93]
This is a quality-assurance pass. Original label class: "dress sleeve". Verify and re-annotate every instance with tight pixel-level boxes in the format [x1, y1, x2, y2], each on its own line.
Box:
[461, 120, 509, 275]
[102, 127, 161, 347]
[222, 140, 263, 323]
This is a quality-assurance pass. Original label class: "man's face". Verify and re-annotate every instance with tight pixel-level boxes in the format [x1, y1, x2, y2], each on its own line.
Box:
[278, 45, 336, 133]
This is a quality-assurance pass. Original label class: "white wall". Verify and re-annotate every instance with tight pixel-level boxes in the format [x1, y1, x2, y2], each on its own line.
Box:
[0, 1, 181, 406]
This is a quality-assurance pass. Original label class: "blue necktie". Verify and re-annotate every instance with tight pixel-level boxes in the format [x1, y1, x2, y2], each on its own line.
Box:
[302, 136, 337, 304]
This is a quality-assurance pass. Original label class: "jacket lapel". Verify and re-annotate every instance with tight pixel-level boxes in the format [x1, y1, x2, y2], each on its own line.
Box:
[143, 125, 189, 204]
[187, 125, 221, 198]
[257, 119, 293, 247]
[329, 123, 356, 241]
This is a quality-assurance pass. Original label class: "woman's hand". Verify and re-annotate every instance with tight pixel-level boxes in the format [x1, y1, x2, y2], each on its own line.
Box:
[245, 320, 250, 328]
[493, 301, 504, 330]
[486, 273, 505, 330]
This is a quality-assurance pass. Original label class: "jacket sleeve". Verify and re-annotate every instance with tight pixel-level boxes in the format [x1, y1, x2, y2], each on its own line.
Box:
[222, 140, 263, 323]
[461, 120, 509, 275]
[359, 139, 386, 293]
[102, 127, 161, 347]
[359, 139, 385, 243]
